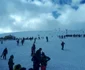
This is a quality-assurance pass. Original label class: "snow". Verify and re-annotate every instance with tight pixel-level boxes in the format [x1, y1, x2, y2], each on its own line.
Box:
[0, 30, 85, 70]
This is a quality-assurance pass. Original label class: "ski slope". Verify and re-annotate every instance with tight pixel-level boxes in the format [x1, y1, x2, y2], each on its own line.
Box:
[0, 30, 85, 70]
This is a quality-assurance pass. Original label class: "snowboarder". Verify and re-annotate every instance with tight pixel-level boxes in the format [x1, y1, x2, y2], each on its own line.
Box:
[8, 55, 14, 70]
[61, 41, 65, 50]
[46, 36, 48, 42]
[41, 52, 50, 70]
[31, 43, 36, 56]
[1, 48, 8, 60]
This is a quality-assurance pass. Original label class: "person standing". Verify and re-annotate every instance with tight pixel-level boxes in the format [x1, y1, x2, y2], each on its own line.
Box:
[17, 39, 19, 46]
[61, 41, 65, 50]
[32, 48, 42, 70]
[21, 38, 25, 46]
[31, 43, 36, 56]
[41, 52, 50, 70]
[46, 36, 48, 42]
[8, 55, 14, 70]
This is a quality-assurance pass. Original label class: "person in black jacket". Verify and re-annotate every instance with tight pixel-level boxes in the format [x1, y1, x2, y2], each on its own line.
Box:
[46, 36, 48, 42]
[61, 41, 65, 50]
[41, 52, 50, 70]
[1, 48, 8, 60]
[8, 55, 14, 70]
[17, 39, 19, 46]
[31, 43, 36, 56]
[32, 48, 42, 70]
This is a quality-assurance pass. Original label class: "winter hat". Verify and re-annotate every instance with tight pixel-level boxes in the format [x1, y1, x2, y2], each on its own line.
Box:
[10, 55, 14, 58]
[29, 68, 33, 70]
[20, 67, 26, 70]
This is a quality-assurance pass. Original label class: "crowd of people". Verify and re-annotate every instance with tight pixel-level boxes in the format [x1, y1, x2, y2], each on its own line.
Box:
[0, 35, 65, 70]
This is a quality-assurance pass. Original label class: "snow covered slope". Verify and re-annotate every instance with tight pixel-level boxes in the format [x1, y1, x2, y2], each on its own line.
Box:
[0, 30, 85, 70]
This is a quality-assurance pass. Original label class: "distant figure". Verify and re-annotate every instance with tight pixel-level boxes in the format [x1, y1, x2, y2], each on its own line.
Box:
[32, 48, 42, 70]
[1, 40, 3, 44]
[41, 52, 50, 70]
[1, 48, 8, 60]
[17, 39, 19, 46]
[61, 41, 65, 50]
[38, 35, 40, 40]
[31, 43, 36, 56]
[21, 38, 25, 46]
[14, 64, 21, 70]
[8, 55, 14, 70]
[46, 36, 48, 42]
[34, 38, 37, 44]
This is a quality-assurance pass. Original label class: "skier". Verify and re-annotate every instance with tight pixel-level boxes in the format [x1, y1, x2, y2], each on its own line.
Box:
[41, 52, 50, 70]
[61, 41, 65, 50]
[1, 48, 8, 60]
[31, 43, 36, 56]
[32, 48, 42, 70]
[8, 55, 14, 70]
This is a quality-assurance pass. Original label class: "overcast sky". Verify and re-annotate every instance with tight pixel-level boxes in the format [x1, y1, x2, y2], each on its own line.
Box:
[0, 0, 85, 33]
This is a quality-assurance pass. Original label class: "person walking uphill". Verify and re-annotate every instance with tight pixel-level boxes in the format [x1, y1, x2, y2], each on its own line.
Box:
[1, 48, 8, 60]
[8, 55, 14, 70]
[61, 41, 65, 50]
[41, 52, 50, 70]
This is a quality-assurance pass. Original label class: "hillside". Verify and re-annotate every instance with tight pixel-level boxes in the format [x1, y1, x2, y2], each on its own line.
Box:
[0, 30, 85, 70]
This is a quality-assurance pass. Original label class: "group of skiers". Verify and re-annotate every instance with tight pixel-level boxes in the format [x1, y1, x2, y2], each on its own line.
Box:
[17, 38, 25, 46]
[31, 47, 50, 70]
[30, 38, 50, 70]
[0, 35, 65, 70]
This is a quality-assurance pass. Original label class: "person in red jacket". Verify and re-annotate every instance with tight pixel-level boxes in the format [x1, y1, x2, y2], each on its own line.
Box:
[41, 52, 50, 70]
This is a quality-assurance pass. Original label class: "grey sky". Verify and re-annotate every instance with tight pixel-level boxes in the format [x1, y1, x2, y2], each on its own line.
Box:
[0, 0, 85, 33]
